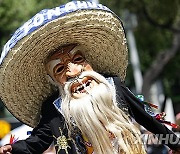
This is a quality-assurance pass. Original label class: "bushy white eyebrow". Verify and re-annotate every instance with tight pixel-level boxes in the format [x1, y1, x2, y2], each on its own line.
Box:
[48, 59, 62, 72]
[47, 46, 82, 73]
[69, 46, 81, 55]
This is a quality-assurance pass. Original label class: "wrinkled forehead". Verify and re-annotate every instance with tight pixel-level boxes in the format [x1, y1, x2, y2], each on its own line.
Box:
[45, 44, 84, 73]
[47, 44, 78, 62]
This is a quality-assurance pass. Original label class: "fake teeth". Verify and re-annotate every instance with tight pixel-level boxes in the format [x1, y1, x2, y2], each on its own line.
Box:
[73, 79, 92, 93]
[71, 78, 99, 99]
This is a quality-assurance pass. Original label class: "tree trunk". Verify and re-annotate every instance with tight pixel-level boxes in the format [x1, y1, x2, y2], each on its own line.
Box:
[142, 33, 180, 99]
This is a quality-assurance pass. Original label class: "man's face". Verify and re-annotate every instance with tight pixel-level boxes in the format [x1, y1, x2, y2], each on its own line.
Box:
[46, 45, 97, 98]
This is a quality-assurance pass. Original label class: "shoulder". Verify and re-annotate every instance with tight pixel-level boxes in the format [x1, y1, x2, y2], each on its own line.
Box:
[41, 91, 59, 118]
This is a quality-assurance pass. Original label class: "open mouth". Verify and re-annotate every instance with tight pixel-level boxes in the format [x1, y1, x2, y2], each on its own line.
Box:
[70, 76, 99, 98]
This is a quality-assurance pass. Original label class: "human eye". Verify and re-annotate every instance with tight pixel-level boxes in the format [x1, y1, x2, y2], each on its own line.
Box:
[73, 54, 85, 63]
[54, 64, 65, 74]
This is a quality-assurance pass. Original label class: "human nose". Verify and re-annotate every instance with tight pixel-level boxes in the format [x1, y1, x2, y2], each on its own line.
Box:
[66, 62, 83, 78]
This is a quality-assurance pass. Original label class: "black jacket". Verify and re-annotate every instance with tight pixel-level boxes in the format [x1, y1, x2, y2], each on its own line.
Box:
[11, 77, 180, 154]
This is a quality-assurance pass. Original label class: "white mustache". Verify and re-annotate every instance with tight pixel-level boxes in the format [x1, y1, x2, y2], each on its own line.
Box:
[64, 71, 112, 93]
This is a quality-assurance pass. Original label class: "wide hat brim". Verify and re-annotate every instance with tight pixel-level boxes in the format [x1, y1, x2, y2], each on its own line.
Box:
[0, 1, 128, 127]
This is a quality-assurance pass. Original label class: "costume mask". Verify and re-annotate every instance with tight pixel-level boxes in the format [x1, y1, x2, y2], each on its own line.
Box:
[45, 45, 93, 87]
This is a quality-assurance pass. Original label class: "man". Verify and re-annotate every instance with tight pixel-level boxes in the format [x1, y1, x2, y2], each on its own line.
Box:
[0, 1, 179, 154]
[44, 44, 145, 154]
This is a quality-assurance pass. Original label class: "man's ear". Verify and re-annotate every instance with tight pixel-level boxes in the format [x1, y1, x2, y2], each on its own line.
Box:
[46, 74, 57, 86]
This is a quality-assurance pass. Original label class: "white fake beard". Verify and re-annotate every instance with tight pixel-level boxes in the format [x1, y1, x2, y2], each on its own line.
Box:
[61, 71, 145, 154]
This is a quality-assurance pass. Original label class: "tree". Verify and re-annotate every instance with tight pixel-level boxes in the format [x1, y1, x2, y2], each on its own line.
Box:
[100, 0, 180, 113]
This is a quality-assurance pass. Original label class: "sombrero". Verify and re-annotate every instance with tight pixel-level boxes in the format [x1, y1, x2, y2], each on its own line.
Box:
[0, 1, 128, 127]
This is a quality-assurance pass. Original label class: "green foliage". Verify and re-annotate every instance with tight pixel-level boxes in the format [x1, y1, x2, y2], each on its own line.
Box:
[143, 0, 178, 25]
[162, 52, 180, 103]
[135, 23, 173, 73]
[100, 0, 180, 105]
[0, 0, 37, 46]
[0, 0, 69, 49]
